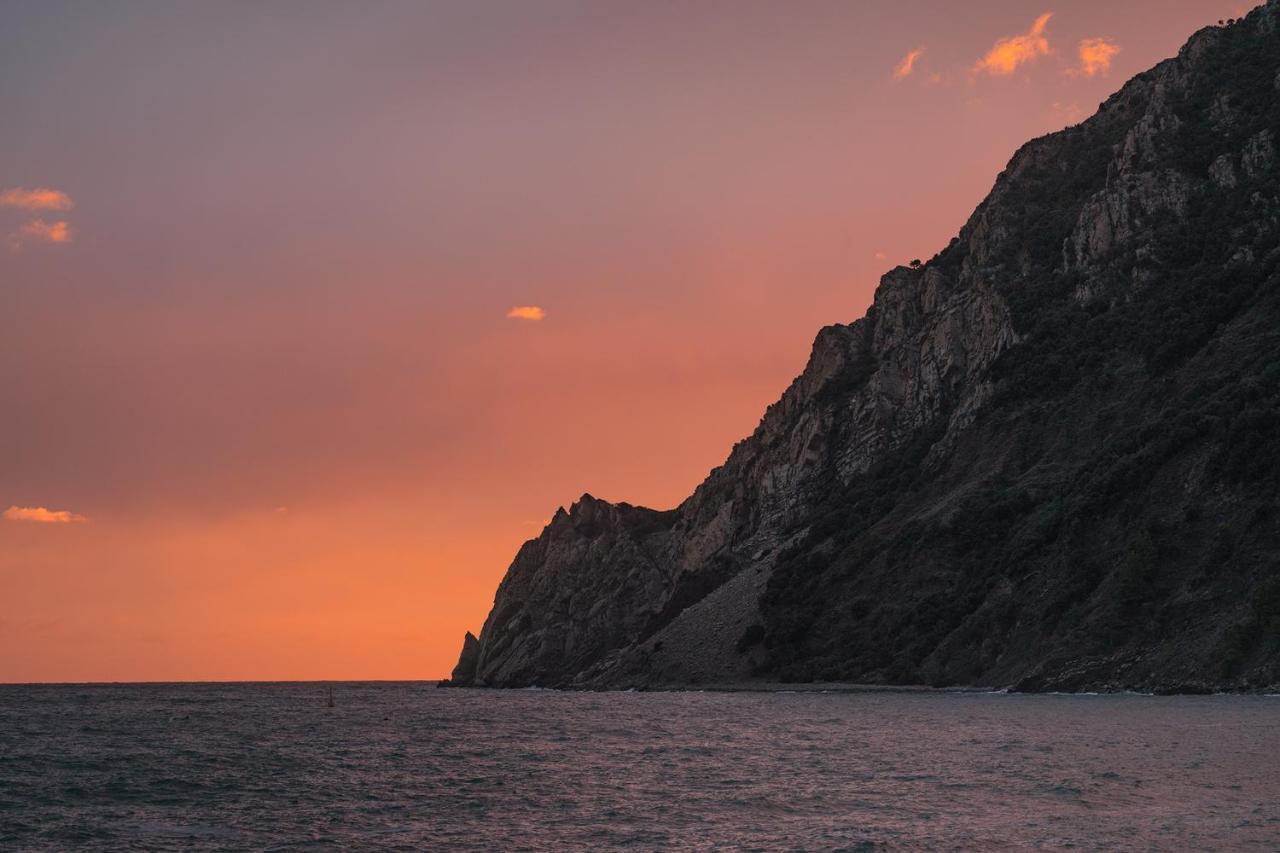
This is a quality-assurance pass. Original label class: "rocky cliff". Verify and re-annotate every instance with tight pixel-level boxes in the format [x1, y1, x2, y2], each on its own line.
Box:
[445, 3, 1280, 693]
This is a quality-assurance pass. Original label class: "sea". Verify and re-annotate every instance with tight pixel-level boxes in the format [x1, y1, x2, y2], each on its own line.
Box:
[0, 682, 1277, 850]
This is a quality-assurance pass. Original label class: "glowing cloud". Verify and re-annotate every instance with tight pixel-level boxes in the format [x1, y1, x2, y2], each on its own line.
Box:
[893, 47, 926, 79]
[0, 187, 74, 211]
[506, 305, 546, 321]
[13, 219, 72, 246]
[1076, 37, 1120, 77]
[974, 12, 1053, 76]
[4, 505, 87, 523]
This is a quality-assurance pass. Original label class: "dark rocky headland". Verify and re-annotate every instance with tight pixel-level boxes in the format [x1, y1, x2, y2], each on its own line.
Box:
[445, 4, 1280, 694]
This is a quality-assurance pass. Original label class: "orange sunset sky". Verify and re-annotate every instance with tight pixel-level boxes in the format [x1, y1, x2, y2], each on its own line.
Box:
[2, 1, 1251, 682]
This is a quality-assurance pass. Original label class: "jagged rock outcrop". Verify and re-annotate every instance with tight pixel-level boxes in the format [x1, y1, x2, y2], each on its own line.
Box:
[446, 632, 480, 684]
[449, 3, 1280, 692]
[464, 495, 677, 686]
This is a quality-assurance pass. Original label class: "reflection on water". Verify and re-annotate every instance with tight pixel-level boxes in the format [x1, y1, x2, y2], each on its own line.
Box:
[1, 683, 1277, 849]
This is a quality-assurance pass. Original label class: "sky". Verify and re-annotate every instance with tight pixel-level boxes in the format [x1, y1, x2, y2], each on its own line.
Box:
[0, 0, 1252, 682]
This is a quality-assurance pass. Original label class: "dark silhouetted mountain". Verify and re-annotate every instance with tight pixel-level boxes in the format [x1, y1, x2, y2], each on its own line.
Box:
[444, 3, 1280, 693]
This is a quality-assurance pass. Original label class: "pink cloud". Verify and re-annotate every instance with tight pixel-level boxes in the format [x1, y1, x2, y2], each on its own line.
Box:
[1075, 37, 1120, 77]
[10, 219, 72, 248]
[893, 47, 926, 80]
[0, 187, 74, 211]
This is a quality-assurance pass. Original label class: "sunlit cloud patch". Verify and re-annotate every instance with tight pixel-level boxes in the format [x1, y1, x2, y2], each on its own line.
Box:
[974, 13, 1053, 76]
[1075, 37, 1120, 77]
[506, 306, 546, 321]
[9, 218, 72, 249]
[4, 505, 87, 523]
[893, 47, 926, 80]
[0, 187, 74, 211]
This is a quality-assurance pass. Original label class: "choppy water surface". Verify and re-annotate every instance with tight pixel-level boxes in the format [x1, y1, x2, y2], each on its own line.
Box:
[1, 684, 1277, 850]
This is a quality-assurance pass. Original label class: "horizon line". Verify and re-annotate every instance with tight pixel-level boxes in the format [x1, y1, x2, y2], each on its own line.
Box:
[0, 678, 447, 686]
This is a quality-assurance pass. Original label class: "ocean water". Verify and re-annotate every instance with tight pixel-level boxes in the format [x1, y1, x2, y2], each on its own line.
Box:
[0, 683, 1277, 850]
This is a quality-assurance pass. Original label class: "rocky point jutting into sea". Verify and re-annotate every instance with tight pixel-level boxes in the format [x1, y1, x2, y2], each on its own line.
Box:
[445, 3, 1280, 694]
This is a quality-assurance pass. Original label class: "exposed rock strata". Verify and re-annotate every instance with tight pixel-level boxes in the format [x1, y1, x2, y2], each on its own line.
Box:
[447, 3, 1280, 693]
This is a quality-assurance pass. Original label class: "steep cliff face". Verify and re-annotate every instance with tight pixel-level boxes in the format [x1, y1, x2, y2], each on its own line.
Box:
[447, 3, 1280, 692]
[463, 496, 677, 686]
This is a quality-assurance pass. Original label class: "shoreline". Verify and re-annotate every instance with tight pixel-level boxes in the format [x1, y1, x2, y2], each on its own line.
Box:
[646, 682, 990, 694]
[6, 680, 1274, 696]
[442, 679, 1280, 696]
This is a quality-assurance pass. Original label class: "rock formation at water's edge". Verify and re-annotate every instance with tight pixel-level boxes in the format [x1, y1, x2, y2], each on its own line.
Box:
[443, 4, 1280, 693]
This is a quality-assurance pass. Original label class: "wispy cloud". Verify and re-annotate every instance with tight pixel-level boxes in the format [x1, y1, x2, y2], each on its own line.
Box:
[1050, 101, 1085, 124]
[0, 187, 74, 211]
[893, 47, 926, 80]
[974, 12, 1053, 76]
[506, 305, 546, 321]
[4, 505, 87, 523]
[10, 219, 72, 249]
[1074, 37, 1120, 77]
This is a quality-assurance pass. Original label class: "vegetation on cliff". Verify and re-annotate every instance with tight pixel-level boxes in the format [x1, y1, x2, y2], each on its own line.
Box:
[452, 3, 1280, 692]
